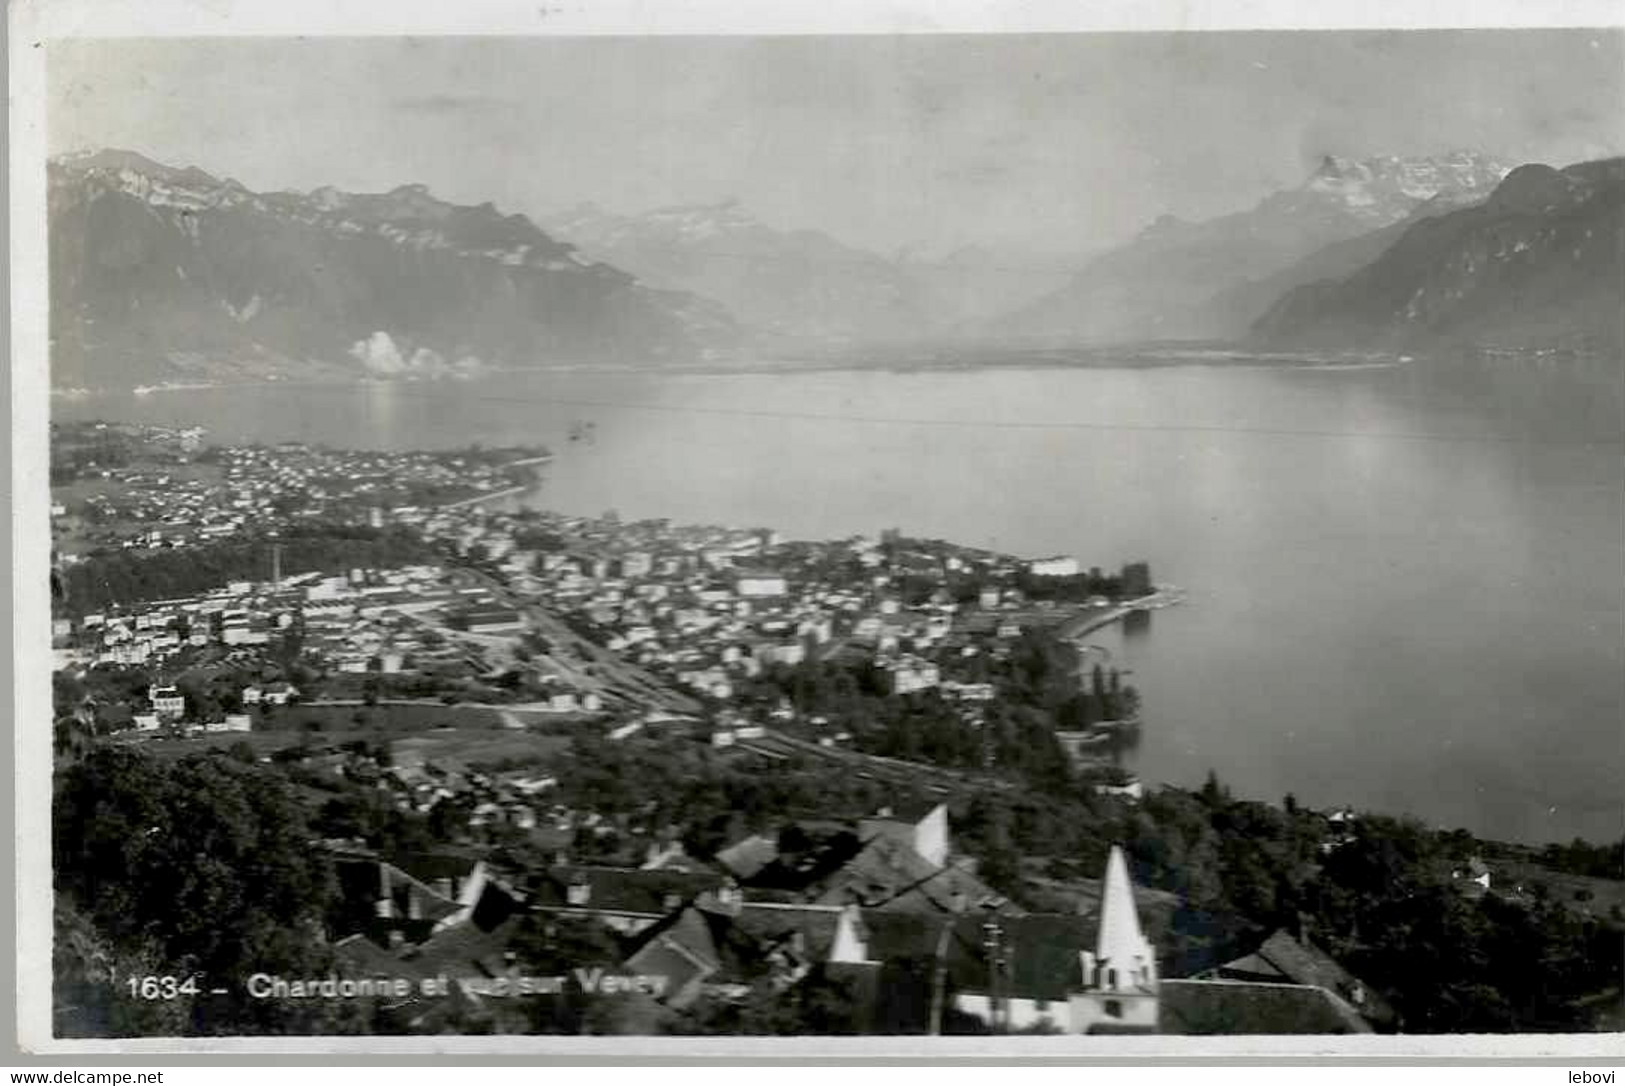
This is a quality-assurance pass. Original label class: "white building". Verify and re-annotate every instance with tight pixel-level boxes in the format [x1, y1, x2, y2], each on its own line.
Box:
[148, 685, 186, 718]
[205, 714, 253, 733]
[888, 660, 942, 695]
[1028, 555, 1080, 578]
[736, 573, 788, 598]
[1094, 778, 1146, 802]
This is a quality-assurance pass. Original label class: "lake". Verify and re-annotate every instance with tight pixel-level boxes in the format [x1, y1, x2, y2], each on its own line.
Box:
[55, 357, 1625, 845]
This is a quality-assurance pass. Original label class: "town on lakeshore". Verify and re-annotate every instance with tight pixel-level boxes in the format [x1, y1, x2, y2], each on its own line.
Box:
[47, 421, 1623, 1038]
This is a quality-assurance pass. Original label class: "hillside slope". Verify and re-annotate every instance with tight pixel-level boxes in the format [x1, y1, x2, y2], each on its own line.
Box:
[1253, 158, 1625, 353]
[49, 150, 738, 389]
[995, 153, 1510, 344]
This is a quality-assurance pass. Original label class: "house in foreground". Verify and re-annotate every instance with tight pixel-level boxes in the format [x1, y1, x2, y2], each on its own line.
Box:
[326, 819, 1379, 1036]
[932, 846, 1373, 1036]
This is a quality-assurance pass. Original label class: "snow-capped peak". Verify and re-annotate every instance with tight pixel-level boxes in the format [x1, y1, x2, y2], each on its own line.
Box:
[1302, 151, 1511, 218]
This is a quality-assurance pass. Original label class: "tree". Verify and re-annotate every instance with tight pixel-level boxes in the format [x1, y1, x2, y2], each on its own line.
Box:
[54, 715, 96, 760]
[1120, 561, 1153, 598]
[53, 900, 191, 1039]
[969, 800, 1024, 900]
[53, 746, 362, 1034]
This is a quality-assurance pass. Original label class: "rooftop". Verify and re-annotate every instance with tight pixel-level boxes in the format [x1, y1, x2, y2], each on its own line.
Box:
[1159, 979, 1372, 1035]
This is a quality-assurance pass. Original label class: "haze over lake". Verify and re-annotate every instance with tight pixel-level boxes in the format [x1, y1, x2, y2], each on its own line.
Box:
[57, 356, 1625, 845]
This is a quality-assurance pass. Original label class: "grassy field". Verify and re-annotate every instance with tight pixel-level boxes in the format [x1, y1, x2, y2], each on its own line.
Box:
[1492, 860, 1625, 920]
[274, 700, 595, 732]
[131, 728, 358, 761]
[134, 724, 573, 770]
[388, 729, 573, 769]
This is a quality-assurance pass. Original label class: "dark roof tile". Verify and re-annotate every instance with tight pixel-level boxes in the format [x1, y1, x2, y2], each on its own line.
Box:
[529, 865, 723, 916]
[1160, 979, 1372, 1035]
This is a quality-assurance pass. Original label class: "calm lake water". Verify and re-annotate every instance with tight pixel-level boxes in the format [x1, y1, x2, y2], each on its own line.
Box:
[56, 358, 1625, 845]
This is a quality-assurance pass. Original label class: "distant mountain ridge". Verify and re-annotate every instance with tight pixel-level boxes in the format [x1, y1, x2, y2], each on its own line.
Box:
[540, 200, 1072, 344]
[1253, 157, 1625, 353]
[49, 150, 738, 389]
[53, 147, 1608, 384]
[993, 151, 1512, 344]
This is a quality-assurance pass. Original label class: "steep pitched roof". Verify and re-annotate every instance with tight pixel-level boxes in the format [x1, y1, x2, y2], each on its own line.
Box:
[331, 854, 466, 927]
[624, 906, 725, 1005]
[529, 865, 722, 915]
[332, 933, 427, 985]
[729, 902, 848, 964]
[622, 899, 823, 1004]
[735, 826, 866, 894]
[1219, 929, 1395, 1026]
[1159, 979, 1372, 1035]
[715, 833, 779, 881]
[807, 836, 1011, 915]
[402, 912, 528, 980]
[624, 895, 884, 1002]
[330, 933, 472, 1033]
[1096, 845, 1147, 967]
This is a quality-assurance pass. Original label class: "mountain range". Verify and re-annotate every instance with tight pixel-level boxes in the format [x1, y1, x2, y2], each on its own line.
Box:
[537, 200, 1072, 343]
[48, 150, 738, 389]
[997, 152, 1515, 344]
[47, 148, 1623, 389]
[1253, 158, 1625, 353]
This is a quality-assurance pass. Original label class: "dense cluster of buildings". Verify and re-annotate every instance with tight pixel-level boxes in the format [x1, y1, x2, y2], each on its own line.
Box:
[54, 420, 1154, 744]
[51, 421, 542, 557]
[428, 508, 1120, 725]
[54, 560, 549, 729]
[55, 451, 1149, 783]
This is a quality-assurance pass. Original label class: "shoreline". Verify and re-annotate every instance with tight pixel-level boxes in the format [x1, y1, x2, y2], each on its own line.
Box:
[47, 350, 1420, 398]
[1057, 586, 1187, 641]
[439, 483, 534, 510]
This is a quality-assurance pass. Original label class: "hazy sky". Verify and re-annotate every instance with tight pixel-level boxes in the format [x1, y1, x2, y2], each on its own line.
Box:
[48, 30, 1625, 256]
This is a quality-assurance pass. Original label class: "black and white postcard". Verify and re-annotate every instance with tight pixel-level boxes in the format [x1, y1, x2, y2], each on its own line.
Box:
[12, 0, 1624, 1055]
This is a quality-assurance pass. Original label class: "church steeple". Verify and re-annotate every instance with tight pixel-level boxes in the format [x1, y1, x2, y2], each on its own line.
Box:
[1072, 845, 1161, 1032]
[1094, 845, 1157, 991]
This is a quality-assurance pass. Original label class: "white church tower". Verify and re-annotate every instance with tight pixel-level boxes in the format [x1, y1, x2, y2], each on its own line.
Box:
[1068, 845, 1160, 1032]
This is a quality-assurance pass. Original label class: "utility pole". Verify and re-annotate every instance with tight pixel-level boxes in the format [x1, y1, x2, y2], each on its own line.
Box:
[982, 913, 1009, 1033]
[928, 915, 956, 1035]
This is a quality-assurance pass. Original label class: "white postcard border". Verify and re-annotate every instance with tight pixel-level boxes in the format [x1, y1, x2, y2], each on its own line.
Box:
[11, 0, 1625, 1059]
